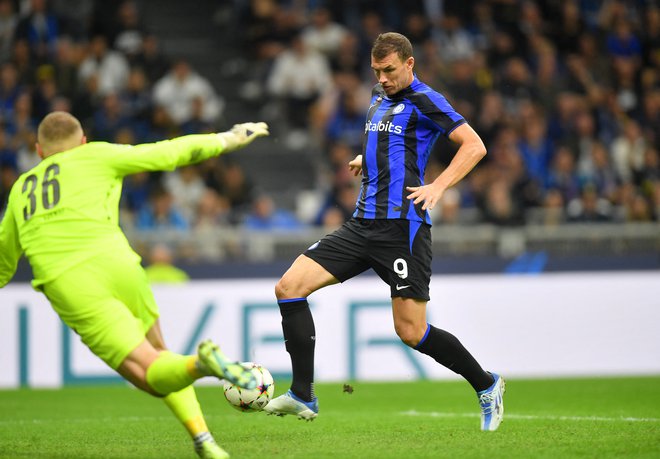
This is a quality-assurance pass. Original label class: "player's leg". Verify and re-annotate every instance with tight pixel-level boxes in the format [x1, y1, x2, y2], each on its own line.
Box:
[145, 322, 229, 459]
[114, 254, 255, 395]
[268, 220, 369, 419]
[391, 297, 493, 390]
[266, 254, 336, 419]
[373, 220, 505, 430]
[391, 297, 504, 430]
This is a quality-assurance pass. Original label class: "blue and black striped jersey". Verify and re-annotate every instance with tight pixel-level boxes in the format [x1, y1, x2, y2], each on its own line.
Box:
[353, 76, 466, 224]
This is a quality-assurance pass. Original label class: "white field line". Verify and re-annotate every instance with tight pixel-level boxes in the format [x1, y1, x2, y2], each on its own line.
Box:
[400, 410, 660, 423]
[2, 412, 659, 426]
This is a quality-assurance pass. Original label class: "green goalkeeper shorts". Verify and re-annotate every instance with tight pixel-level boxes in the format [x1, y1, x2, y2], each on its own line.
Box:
[42, 251, 160, 370]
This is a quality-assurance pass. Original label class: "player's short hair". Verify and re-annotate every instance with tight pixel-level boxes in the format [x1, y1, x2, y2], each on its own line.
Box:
[38, 111, 82, 146]
[371, 32, 413, 62]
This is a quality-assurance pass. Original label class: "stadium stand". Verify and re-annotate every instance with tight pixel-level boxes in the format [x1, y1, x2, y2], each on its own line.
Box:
[1, 0, 659, 276]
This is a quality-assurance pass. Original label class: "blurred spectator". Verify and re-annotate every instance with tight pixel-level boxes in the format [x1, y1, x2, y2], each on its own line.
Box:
[624, 192, 655, 222]
[611, 119, 646, 184]
[579, 141, 619, 202]
[431, 14, 475, 63]
[517, 114, 553, 189]
[120, 66, 151, 126]
[216, 160, 254, 222]
[0, 128, 16, 170]
[152, 59, 223, 126]
[194, 188, 231, 230]
[301, 7, 347, 59]
[180, 96, 216, 135]
[244, 194, 304, 231]
[31, 66, 59, 119]
[266, 32, 332, 130]
[50, 0, 94, 40]
[52, 36, 81, 99]
[112, 0, 147, 63]
[498, 57, 537, 114]
[550, 1, 586, 56]
[121, 171, 152, 215]
[546, 145, 581, 204]
[606, 18, 642, 60]
[0, 61, 22, 122]
[91, 92, 131, 142]
[0, 0, 16, 62]
[314, 178, 358, 227]
[241, 0, 298, 62]
[0, 162, 16, 214]
[324, 85, 367, 151]
[480, 180, 525, 226]
[639, 89, 660, 150]
[540, 188, 566, 227]
[636, 147, 660, 195]
[445, 58, 481, 121]
[78, 34, 130, 97]
[474, 90, 507, 148]
[134, 34, 169, 83]
[531, 38, 562, 110]
[433, 187, 462, 225]
[11, 40, 35, 89]
[567, 184, 613, 223]
[163, 165, 207, 223]
[144, 243, 190, 284]
[13, 0, 62, 61]
[142, 104, 179, 143]
[7, 91, 38, 172]
[401, 12, 431, 48]
[135, 184, 189, 231]
[329, 31, 361, 76]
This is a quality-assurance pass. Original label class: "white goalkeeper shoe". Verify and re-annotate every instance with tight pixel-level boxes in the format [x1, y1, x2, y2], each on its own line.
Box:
[478, 373, 505, 431]
[264, 389, 318, 421]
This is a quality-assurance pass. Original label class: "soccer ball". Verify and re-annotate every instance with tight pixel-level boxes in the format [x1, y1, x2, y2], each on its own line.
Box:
[223, 362, 275, 412]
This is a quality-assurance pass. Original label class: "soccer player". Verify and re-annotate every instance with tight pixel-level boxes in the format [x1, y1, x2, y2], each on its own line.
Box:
[265, 33, 506, 431]
[0, 112, 269, 458]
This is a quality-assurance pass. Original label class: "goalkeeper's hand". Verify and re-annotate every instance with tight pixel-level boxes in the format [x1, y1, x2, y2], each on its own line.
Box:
[218, 122, 269, 152]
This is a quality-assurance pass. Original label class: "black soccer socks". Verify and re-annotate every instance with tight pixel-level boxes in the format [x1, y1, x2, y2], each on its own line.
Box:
[278, 298, 316, 401]
[415, 324, 494, 392]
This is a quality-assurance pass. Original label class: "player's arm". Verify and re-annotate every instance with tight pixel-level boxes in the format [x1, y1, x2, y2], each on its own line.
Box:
[406, 123, 486, 210]
[0, 197, 22, 287]
[107, 122, 269, 176]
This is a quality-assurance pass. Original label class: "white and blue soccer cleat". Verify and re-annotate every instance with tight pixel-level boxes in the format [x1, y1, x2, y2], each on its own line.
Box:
[477, 373, 506, 431]
[264, 389, 319, 421]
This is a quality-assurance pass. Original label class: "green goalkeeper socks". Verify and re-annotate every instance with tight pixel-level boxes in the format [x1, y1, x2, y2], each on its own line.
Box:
[145, 350, 200, 395]
[163, 385, 210, 438]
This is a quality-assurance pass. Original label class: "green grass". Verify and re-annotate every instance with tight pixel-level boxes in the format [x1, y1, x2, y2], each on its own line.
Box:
[1, 377, 659, 458]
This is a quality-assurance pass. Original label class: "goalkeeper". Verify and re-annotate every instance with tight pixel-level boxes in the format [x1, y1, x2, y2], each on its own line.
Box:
[0, 112, 269, 459]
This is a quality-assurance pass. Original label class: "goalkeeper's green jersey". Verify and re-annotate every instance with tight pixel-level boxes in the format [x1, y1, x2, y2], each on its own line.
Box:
[0, 135, 227, 289]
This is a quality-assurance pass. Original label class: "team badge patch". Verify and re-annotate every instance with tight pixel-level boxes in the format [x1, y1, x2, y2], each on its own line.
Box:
[393, 103, 405, 114]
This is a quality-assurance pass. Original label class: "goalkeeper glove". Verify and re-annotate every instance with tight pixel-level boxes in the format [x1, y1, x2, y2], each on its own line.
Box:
[217, 122, 269, 152]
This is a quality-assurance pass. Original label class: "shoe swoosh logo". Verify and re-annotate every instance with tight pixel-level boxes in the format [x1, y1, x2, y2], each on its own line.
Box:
[396, 284, 411, 290]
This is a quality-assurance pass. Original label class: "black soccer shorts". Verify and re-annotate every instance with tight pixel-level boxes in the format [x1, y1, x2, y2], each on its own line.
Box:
[304, 217, 432, 301]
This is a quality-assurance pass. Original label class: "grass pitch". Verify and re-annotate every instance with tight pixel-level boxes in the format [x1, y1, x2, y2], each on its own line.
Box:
[0, 376, 659, 458]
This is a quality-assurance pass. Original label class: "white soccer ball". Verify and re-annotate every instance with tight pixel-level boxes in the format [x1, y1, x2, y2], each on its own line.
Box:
[223, 362, 275, 412]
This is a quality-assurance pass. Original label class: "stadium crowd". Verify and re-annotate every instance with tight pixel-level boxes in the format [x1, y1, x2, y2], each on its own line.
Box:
[235, 0, 659, 228]
[0, 0, 658, 260]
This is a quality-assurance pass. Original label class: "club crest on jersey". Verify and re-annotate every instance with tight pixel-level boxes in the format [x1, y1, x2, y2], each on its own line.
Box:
[393, 103, 405, 114]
